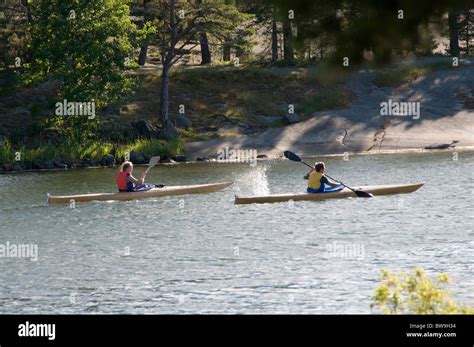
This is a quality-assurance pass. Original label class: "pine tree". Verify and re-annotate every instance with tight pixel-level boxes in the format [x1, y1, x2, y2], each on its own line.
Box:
[458, 8, 473, 56]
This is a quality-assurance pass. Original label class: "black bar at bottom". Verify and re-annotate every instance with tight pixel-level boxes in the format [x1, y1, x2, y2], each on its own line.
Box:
[0, 315, 472, 346]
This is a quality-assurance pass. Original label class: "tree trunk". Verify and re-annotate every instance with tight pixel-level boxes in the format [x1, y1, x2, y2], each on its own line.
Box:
[138, 44, 148, 66]
[160, 65, 170, 124]
[21, 0, 32, 23]
[159, 64, 178, 139]
[271, 18, 278, 63]
[223, 44, 231, 61]
[158, 0, 178, 140]
[138, 0, 151, 66]
[466, 10, 470, 55]
[196, 0, 211, 65]
[200, 33, 212, 64]
[320, 35, 324, 61]
[282, 19, 294, 62]
[448, 11, 460, 56]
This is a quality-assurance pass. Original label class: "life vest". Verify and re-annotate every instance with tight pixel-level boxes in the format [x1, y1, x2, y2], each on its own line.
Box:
[308, 171, 325, 191]
[116, 171, 130, 191]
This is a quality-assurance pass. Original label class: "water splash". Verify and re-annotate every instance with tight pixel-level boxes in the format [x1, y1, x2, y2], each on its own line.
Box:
[235, 164, 270, 196]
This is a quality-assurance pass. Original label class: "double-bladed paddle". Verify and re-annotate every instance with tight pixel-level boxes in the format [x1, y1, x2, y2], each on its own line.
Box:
[283, 151, 373, 198]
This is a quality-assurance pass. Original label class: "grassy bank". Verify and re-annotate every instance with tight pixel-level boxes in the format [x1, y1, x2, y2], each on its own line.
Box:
[0, 138, 184, 168]
[126, 66, 351, 131]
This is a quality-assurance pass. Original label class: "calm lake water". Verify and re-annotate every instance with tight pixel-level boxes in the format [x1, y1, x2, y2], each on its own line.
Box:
[0, 151, 472, 313]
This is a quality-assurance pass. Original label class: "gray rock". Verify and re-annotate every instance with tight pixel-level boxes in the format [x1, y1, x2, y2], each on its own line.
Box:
[53, 159, 64, 168]
[45, 160, 55, 169]
[199, 125, 218, 132]
[13, 164, 23, 171]
[102, 154, 116, 167]
[160, 157, 176, 164]
[2, 164, 13, 171]
[171, 155, 190, 162]
[132, 120, 160, 139]
[32, 159, 46, 170]
[285, 113, 301, 124]
[171, 114, 192, 129]
[130, 151, 145, 164]
[256, 115, 284, 125]
[158, 121, 179, 140]
[82, 158, 98, 167]
[73, 160, 83, 168]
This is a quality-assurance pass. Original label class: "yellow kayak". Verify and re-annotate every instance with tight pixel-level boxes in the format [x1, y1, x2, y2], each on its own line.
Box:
[235, 183, 423, 205]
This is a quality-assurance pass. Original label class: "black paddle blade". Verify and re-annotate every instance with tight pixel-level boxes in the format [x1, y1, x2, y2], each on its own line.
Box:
[354, 190, 373, 198]
[284, 151, 302, 162]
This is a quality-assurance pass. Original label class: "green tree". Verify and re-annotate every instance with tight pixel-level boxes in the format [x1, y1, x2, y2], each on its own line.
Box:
[30, 0, 140, 104]
[147, 0, 251, 139]
[271, 0, 474, 65]
[458, 8, 473, 55]
[28, 0, 145, 138]
[372, 268, 474, 314]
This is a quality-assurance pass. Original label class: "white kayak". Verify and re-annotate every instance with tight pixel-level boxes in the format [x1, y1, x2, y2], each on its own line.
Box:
[234, 183, 423, 205]
[47, 181, 233, 204]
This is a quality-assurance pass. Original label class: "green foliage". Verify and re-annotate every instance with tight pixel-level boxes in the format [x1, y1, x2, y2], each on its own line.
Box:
[0, 137, 184, 166]
[115, 138, 184, 161]
[23, 0, 149, 138]
[270, 0, 474, 65]
[0, 139, 15, 165]
[0, 69, 19, 96]
[179, 129, 216, 142]
[29, 0, 141, 104]
[371, 268, 474, 314]
[148, 0, 254, 63]
[415, 24, 439, 56]
[0, 1, 30, 70]
[315, 64, 351, 86]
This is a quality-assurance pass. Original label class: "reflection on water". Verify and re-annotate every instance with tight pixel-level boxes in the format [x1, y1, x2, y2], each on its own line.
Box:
[0, 151, 473, 313]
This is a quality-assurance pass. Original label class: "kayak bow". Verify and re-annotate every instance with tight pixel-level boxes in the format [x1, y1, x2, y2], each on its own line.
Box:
[48, 181, 233, 204]
[234, 183, 423, 205]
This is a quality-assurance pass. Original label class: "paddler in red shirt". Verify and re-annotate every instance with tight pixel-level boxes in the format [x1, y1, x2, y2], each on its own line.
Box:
[116, 161, 146, 192]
